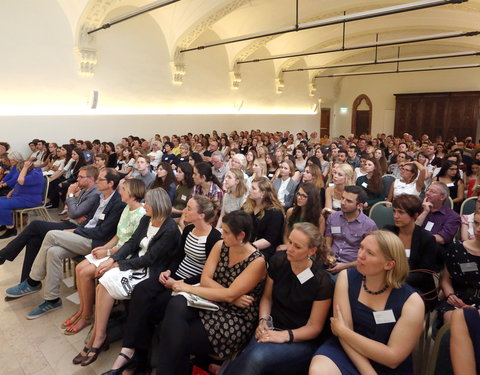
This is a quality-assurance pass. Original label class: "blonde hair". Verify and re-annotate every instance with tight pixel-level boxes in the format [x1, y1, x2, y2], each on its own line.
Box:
[292, 222, 330, 264]
[253, 158, 267, 177]
[227, 168, 248, 198]
[368, 230, 409, 289]
[335, 163, 355, 186]
[281, 159, 295, 177]
[242, 177, 284, 219]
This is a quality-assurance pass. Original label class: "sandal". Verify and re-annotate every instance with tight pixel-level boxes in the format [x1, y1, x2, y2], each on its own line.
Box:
[61, 314, 79, 329]
[64, 316, 92, 335]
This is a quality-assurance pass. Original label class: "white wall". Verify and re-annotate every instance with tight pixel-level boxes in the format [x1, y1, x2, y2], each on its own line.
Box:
[1, 113, 319, 155]
[326, 66, 480, 138]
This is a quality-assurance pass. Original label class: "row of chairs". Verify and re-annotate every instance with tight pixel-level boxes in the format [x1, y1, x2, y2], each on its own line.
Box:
[369, 196, 477, 230]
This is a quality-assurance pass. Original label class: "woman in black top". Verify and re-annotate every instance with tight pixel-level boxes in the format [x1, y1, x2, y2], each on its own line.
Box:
[101, 196, 221, 374]
[242, 176, 285, 260]
[384, 194, 439, 310]
[105, 142, 117, 168]
[221, 222, 333, 375]
[75, 188, 181, 367]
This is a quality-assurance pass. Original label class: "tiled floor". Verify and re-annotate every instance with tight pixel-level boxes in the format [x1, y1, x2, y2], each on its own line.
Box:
[0, 216, 121, 375]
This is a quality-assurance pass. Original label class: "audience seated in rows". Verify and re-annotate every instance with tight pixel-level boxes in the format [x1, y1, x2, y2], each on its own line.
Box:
[1, 130, 480, 374]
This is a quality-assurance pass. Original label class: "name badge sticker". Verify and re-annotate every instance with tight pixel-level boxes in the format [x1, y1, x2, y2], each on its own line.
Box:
[297, 268, 314, 284]
[460, 262, 479, 273]
[181, 195, 187, 201]
[99, 213, 105, 220]
[405, 249, 411, 258]
[446, 183, 454, 187]
[425, 221, 434, 231]
[362, 182, 368, 188]
[373, 309, 396, 324]
[331, 226, 341, 234]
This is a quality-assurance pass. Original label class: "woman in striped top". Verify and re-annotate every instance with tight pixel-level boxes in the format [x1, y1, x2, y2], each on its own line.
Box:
[102, 195, 222, 375]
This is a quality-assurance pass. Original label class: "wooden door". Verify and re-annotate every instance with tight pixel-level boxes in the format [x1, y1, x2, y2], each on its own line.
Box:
[320, 108, 330, 137]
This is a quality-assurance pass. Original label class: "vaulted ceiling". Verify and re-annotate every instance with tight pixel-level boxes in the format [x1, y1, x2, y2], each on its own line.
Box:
[2, 0, 479, 115]
[69, 0, 480, 91]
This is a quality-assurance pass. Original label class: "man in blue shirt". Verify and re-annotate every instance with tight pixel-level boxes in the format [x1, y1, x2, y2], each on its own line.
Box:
[325, 185, 378, 276]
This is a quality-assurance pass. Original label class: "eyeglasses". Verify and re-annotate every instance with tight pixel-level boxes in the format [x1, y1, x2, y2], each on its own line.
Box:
[296, 192, 308, 199]
[448, 168, 458, 171]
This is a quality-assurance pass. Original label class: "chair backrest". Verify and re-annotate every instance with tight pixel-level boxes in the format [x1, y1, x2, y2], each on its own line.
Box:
[425, 323, 453, 375]
[381, 174, 396, 200]
[443, 196, 454, 209]
[460, 196, 477, 216]
[369, 201, 394, 229]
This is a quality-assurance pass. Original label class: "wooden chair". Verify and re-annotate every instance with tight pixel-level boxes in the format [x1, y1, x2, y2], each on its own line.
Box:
[425, 323, 453, 375]
[13, 176, 52, 232]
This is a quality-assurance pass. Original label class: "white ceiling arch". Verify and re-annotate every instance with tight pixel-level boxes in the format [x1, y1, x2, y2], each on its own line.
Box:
[63, 0, 480, 104]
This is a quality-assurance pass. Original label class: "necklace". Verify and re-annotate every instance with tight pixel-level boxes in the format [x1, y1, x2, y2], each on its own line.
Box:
[362, 276, 388, 295]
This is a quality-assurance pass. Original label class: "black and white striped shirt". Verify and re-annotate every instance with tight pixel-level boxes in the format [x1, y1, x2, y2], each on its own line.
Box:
[176, 232, 207, 280]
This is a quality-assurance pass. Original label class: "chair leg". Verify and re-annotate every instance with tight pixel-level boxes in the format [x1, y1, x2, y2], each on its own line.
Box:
[42, 208, 52, 222]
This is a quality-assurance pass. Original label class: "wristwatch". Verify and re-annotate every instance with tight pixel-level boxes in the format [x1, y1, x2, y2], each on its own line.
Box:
[69, 193, 74, 198]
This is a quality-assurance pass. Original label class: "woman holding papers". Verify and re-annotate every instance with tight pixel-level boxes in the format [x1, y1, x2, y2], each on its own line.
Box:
[61, 178, 146, 335]
[102, 195, 221, 375]
[221, 222, 333, 375]
[310, 230, 424, 375]
[74, 187, 181, 367]
[154, 210, 266, 375]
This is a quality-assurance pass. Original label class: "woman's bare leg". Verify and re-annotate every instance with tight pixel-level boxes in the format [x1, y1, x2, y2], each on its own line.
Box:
[66, 261, 96, 332]
[86, 284, 115, 357]
[309, 355, 342, 375]
[450, 309, 478, 375]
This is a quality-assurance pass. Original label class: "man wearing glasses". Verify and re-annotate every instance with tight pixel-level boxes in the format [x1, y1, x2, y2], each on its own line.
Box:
[416, 181, 460, 246]
[211, 151, 227, 185]
[0, 165, 100, 281]
[5, 168, 125, 319]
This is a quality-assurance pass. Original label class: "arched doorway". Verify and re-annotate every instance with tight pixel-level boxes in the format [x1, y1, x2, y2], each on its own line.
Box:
[351, 94, 372, 136]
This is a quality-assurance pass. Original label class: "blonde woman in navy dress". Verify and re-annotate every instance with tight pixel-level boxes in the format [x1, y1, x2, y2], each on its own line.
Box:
[310, 230, 424, 375]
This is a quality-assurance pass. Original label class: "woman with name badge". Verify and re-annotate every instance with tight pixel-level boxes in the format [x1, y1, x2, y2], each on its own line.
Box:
[438, 208, 480, 324]
[310, 230, 424, 375]
[221, 223, 333, 375]
[383, 194, 439, 311]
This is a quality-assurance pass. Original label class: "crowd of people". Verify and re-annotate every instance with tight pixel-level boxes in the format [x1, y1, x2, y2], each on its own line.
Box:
[0, 129, 479, 375]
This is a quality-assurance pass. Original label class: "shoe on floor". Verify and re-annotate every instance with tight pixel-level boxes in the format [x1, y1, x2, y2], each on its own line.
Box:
[27, 300, 62, 320]
[5, 280, 41, 298]
[0, 227, 17, 239]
